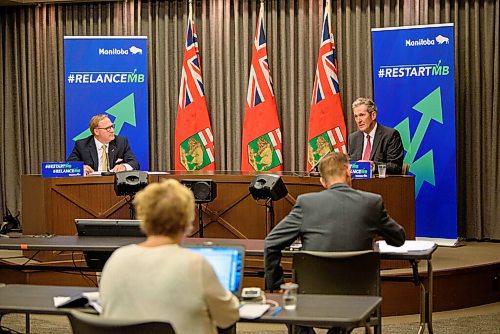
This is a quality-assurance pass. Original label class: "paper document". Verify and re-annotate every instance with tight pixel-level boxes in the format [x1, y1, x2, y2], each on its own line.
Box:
[53, 296, 71, 307]
[239, 304, 270, 319]
[377, 240, 436, 253]
[54, 291, 102, 313]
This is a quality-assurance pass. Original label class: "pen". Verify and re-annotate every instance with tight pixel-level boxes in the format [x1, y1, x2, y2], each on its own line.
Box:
[271, 306, 282, 317]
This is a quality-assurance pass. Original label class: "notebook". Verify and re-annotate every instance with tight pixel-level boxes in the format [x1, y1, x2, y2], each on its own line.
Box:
[185, 244, 245, 296]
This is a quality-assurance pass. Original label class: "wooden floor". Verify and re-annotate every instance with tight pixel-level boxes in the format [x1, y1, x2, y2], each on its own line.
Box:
[1, 240, 499, 316]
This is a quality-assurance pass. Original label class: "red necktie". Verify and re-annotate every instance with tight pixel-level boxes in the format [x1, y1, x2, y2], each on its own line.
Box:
[363, 135, 371, 160]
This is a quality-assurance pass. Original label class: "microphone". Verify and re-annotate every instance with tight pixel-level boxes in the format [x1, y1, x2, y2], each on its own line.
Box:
[307, 152, 330, 175]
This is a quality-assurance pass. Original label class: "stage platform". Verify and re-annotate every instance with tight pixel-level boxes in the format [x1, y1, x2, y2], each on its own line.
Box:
[381, 241, 500, 315]
[1, 241, 499, 316]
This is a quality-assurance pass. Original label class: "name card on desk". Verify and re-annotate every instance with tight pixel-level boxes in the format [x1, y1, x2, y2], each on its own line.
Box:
[42, 162, 84, 178]
[349, 161, 372, 179]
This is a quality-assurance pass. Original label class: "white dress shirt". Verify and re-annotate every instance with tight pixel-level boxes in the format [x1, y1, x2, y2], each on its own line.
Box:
[94, 138, 132, 171]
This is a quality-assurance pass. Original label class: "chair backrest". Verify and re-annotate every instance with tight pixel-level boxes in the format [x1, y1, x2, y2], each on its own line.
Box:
[68, 310, 176, 334]
[292, 250, 380, 296]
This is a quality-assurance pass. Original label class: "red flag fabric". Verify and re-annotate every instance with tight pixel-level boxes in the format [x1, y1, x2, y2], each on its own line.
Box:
[174, 7, 215, 171]
[241, 4, 283, 172]
[306, 1, 347, 170]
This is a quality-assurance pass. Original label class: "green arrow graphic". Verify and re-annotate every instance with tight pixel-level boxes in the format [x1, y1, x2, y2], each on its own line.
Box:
[71, 93, 136, 142]
[105, 93, 136, 134]
[395, 117, 411, 153]
[394, 87, 443, 196]
[410, 150, 436, 196]
[404, 87, 443, 165]
[72, 128, 92, 141]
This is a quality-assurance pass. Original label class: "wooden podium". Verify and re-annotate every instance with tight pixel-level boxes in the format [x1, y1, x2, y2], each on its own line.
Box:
[21, 173, 415, 240]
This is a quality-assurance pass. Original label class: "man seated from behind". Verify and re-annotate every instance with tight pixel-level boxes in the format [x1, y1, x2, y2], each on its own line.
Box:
[265, 152, 406, 291]
[99, 179, 239, 334]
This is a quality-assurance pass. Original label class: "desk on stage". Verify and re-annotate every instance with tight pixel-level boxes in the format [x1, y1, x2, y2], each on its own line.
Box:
[0, 284, 381, 334]
[21, 173, 415, 240]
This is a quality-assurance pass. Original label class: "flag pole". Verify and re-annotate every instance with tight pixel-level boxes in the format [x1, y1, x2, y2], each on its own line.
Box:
[326, 0, 331, 39]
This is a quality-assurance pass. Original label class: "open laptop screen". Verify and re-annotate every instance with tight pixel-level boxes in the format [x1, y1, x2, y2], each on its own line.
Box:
[185, 245, 244, 296]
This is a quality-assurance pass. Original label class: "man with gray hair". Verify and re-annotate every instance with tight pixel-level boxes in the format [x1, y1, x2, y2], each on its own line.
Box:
[348, 97, 404, 175]
[264, 152, 406, 292]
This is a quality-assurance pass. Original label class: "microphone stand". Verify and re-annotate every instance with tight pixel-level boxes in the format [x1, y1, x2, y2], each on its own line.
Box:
[126, 194, 136, 219]
[307, 152, 329, 175]
[197, 203, 204, 238]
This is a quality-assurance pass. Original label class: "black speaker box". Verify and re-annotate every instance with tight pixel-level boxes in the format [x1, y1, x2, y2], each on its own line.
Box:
[114, 171, 148, 196]
[249, 174, 288, 201]
[181, 179, 217, 203]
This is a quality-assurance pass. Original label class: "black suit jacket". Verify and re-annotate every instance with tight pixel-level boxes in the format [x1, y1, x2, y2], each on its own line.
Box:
[348, 123, 404, 175]
[67, 135, 139, 171]
[264, 183, 406, 290]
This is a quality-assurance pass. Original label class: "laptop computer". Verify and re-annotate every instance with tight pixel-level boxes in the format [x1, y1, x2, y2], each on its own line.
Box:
[184, 244, 245, 297]
[75, 219, 144, 237]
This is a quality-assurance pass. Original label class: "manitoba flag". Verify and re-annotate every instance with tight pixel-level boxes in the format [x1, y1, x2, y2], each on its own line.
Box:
[306, 0, 347, 170]
[174, 4, 215, 171]
[241, 3, 283, 172]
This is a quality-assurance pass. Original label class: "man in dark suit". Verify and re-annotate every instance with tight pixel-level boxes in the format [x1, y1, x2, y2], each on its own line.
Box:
[67, 114, 139, 175]
[264, 152, 405, 291]
[348, 97, 404, 175]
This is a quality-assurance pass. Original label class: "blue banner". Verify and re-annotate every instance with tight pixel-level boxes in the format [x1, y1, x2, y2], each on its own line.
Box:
[64, 36, 149, 170]
[372, 24, 457, 239]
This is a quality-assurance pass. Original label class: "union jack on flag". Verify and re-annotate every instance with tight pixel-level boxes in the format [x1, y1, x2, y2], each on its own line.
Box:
[178, 16, 205, 109]
[311, 7, 340, 105]
[246, 6, 274, 108]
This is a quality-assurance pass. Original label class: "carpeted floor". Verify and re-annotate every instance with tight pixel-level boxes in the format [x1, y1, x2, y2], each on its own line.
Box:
[1, 311, 500, 334]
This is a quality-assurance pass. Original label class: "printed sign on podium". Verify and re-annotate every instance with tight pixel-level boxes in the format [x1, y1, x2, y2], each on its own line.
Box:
[42, 162, 84, 178]
[350, 161, 372, 179]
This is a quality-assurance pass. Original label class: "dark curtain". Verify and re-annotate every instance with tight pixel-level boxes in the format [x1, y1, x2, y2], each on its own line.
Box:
[0, 0, 499, 239]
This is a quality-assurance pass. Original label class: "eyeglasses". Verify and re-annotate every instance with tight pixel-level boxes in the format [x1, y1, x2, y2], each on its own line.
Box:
[96, 124, 115, 132]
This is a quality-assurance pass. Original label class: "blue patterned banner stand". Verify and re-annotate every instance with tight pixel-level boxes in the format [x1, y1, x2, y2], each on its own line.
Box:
[64, 36, 149, 170]
[371, 24, 457, 240]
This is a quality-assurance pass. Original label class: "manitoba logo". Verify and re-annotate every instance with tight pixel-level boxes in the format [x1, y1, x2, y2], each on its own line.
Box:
[248, 129, 282, 171]
[308, 127, 346, 167]
[129, 46, 143, 54]
[99, 48, 129, 55]
[405, 38, 435, 47]
[180, 128, 214, 171]
[435, 35, 449, 44]
[98, 46, 143, 56]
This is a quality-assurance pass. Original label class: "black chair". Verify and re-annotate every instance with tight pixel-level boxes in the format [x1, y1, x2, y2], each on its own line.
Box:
[68, 310, 176, 334]
[292, 250, 381, 334]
